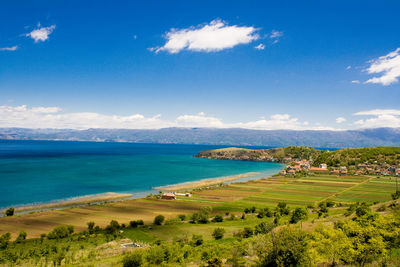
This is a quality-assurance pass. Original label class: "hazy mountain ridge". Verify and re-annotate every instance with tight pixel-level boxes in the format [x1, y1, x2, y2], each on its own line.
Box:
[1, 127, 400, 148]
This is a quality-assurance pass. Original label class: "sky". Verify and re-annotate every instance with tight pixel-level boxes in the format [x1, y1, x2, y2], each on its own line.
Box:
[0, 0, 400, 131]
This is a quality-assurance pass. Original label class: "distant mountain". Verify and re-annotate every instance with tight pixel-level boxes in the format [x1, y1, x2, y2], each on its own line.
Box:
[1, 127, 400, 148]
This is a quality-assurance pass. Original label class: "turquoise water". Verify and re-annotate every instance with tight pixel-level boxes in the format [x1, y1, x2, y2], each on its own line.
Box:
[0, 140, 284, 208]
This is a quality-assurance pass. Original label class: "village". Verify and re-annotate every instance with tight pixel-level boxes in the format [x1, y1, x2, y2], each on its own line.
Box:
[279, 157, 400, 177]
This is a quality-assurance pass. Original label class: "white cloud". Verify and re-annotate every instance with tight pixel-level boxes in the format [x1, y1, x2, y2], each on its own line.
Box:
[0, 105, 170, 129]
[152, 19, 259, 54]
[0, 45, 18, 51]
[0, 105, 337, 131]
[270, 30, 283, 39]
[353, 109, 400, 128]
[353, 109, 400, 116]
[351, 80, 360, 84]
[26, 25, 56, 43]
[365, 48, 400, 86]
[175, 112, 224, 128]
[346, 66, 351, 70]
[254, 43, 265, 50]
[336, 117, 346, 123]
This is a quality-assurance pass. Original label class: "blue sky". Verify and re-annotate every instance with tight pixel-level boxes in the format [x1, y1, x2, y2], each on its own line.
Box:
[0, 0, 399, 130]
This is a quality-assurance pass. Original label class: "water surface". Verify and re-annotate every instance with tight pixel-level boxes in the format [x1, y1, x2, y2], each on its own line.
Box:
[0, 140, 284, 208]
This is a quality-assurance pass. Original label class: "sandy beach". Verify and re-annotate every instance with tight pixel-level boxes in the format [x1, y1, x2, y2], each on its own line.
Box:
[3, 192, 133, 214]
[154, 172, 261, 191]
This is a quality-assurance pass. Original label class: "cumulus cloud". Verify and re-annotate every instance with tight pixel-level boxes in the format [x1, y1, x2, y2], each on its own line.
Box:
[0, 105, 337, 131]
[336, 117, 346, 123]
[0, 45, 18, 51]
[26, 24, 56, 43]
[0, 105, 170, 129]
[152, 19, 259, 53]
[365, 48, 400, 85]
[353, 109, 400, 128]
[254, 43, 265, 50]
[175, 112, 224, 128]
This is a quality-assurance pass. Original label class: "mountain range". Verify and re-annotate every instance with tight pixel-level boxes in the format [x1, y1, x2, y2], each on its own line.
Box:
[1, 127, 400, 148]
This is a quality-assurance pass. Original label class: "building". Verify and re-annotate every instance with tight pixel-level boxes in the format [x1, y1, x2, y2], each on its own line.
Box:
[319, 164, 328, 169]
[309, 167, 329, 173]
[161, 193, 176, 200]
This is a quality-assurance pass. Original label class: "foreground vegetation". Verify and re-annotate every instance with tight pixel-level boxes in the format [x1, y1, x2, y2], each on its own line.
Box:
[1, 171, 400, 266]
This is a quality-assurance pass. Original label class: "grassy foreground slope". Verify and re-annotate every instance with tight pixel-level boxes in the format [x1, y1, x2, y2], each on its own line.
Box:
[0, 174, 399, 266]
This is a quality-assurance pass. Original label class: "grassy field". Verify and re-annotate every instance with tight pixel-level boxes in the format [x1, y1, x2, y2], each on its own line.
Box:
[0, 174, 398, 240]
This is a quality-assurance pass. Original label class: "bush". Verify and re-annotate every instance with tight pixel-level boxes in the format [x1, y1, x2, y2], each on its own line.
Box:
[154, 215, 165, 225]
[5, 207, 14, 217]
[123, 250, 143, 267]
[191, 234, 203, 246]
[178, 214, 186, 221]
[130, 220, 143, 228]
[0, 233, 11, 249]
[15, 231, 27, 243]
[377, 204, 386, 212]
[47, 225, 74, 239]
[254, 222, 274, 235]
[212, 215, 223, 222]
[290, 208, 308, 224]
[87, 222, 95, 234]
[276, 202, 290, 215]
[212, 228, 225, 240]
[105, 220, 120, 234]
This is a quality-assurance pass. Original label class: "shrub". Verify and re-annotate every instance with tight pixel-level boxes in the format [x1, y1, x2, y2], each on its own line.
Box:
[254, 222, 274, 235]
[377, 204, 386, 212]
[105, 220, 120, 234]
[0, 233, 11, 249]
[191, 234, 203, 246]
[178, 214, 186, 221]
[276, 202, 290, 215]
[212, 228, 225, 240]
[47, 225, 74, 239]
[15, 231, 27, 243]
[123, 250, 143, 267]
[212, 215, 223, 222]
[154, 215, 165, 225]
[290, 208, 308, 224]
[87, 222, 95, 234]
[5, 208, 14, 217]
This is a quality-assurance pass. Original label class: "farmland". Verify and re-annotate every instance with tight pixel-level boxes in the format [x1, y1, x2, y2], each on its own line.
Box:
[1, 174, 397, 240]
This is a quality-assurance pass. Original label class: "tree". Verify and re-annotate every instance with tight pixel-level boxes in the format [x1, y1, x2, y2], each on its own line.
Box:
[5, 207, 14, 217]
[254, 222, 274, 235]
[212, 228, 225, 240]
[290, 208, 308, 225]
[276, 202, 290, 216]
[87, 221, 95, 234]
[47, 225, 74, 239]
[123, 250, 143, 267]
[178, 214, 186, 221]
[257, 227, 312, 267]
[212, 215, 223, 222]
[15, 230, 27, 243]
[154, 215, 165, 225]
[0, 232, 11, 249]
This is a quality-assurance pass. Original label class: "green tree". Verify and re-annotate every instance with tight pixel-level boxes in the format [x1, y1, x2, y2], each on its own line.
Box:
[154, 215, 165, 225]
[5, 207, 14, 217]
[257, 227, 312, 267]
[15, 230, 27, 243]
[212, 215, 223, 222]
[0, 232, 11, 249]
[123, 250, 143, 267]
[290, 208, 308, 225]
[212, 228, 225, 240]
[87, 221, 95, 234]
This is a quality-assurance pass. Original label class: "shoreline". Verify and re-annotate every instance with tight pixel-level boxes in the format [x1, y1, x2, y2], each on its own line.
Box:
[154, 172, 262, 191]
[1, 192, 133, 215]
[1, 170, 282, 215]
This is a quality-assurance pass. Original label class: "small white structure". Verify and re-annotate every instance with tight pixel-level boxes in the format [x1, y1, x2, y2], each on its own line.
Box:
[319, 164, 328, 169]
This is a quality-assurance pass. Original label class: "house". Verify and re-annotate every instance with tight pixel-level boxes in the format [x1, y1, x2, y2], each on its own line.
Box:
[319, 164, 328, 169]
[161, 193, 176, 200]
[287, 170, 296, 175]
[280, 170, 287, 175]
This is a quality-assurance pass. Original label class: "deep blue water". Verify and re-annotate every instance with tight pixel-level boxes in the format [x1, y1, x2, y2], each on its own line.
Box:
[0, 140, 284, 208]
